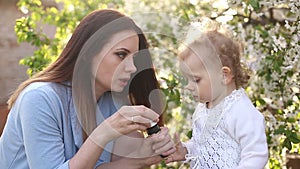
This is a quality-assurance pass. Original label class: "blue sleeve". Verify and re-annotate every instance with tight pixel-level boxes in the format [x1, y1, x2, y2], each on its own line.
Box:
[95, 92, 119, 167]
[19, 88, 69, 169]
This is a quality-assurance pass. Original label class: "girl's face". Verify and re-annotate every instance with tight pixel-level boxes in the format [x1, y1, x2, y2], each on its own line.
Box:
[94, 30, 139, 96]
[180, 47, 225, 106]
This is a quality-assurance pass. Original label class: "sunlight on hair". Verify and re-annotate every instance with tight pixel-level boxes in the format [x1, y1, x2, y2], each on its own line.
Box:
[179, 17, 222, 53]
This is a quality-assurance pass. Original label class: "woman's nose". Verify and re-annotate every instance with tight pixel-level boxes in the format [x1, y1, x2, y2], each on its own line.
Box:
[125, 56, 137, 73]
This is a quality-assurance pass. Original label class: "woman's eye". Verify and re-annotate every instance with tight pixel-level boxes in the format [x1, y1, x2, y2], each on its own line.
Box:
[115, 51, 128, 59]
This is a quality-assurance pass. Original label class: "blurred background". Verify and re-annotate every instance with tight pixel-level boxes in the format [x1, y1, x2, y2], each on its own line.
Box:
[0, 0, 299, 168]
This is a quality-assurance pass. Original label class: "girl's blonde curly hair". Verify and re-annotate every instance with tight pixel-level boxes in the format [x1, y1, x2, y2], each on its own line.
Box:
[179, 17, 250, 88]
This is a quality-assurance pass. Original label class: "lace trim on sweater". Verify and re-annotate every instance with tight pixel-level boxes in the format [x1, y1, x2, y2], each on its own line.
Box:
[183, 89, 245, 168]
[192, 88, 244, 143]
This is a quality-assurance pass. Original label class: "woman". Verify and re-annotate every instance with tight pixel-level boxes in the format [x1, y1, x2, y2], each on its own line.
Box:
[0, 9, 175, 169]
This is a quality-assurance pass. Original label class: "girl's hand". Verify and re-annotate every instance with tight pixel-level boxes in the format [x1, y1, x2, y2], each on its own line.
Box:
[165, 133, 187, 163]
[128, 127, 176, 159]
[106, 128, 176, 169]
[90, 105, 159, 147]
[150, 127, 176, 157]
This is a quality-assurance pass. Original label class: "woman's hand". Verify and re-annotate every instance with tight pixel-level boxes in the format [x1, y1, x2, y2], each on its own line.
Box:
[165, 133, 187, 163]
[90, 105, 159, 147]
[98, 155, 164, 169]
[126, 127, 176, 159]
[103, 128, 176, 169]
[128, 127, 176, 168]
[104, 131, 168, 169]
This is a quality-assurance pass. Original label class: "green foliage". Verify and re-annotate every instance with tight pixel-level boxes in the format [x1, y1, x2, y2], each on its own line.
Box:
[229, 0, 300, 167]
[15, 0, 300, 168]
[249, 0, 260, 11]
[15, 0, 125, 76]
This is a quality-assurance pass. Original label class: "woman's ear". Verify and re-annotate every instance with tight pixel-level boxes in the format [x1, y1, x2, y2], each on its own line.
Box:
[222, 66, 234, 85]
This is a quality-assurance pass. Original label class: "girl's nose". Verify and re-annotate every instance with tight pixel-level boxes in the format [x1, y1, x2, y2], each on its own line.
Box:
[185, 81, 194, 91]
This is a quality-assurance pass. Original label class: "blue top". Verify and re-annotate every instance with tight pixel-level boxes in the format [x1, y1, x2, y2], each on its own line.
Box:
[0, 82, 118, 169]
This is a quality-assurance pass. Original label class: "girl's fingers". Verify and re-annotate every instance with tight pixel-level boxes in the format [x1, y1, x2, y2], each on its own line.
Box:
[143, 155, 162, 166]
[159, 127, 169, 136]
[150, 127, 170, 146]
[154, 141, 175, 154]
[152, 134, 171, 149]
[165, 155, 174, 163]
[149, 127, 168, 139]
[174, 132, 181, 145]
[161, 147, 176, 156]
[149, 131, 175, 155]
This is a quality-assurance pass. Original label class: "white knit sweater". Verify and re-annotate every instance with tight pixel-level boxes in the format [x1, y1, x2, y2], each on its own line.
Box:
[183, 89, 268, 169]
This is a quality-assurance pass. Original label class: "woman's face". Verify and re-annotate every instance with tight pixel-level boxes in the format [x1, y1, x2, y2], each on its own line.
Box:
[94, 30, 139, 96]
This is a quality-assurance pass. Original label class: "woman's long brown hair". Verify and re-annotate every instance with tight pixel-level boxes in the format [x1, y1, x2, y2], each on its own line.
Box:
[8, 9, 164, 135]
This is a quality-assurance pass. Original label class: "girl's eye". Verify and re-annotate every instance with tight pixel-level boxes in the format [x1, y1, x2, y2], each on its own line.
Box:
[115, 51, 128, 59]
[193, 78, 201, 83]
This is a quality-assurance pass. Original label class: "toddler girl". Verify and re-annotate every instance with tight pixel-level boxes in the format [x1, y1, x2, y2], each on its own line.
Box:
[166, 19, 268, 169]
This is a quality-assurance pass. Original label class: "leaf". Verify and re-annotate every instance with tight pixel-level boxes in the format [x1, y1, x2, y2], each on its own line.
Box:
[274, 125, 285, 134]
[186, 130, 192, 139]
[283, 138, 292, 150]
[249, 0, 260, 11]
[289, 132, 300, 144]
